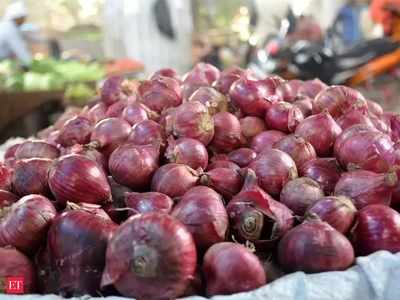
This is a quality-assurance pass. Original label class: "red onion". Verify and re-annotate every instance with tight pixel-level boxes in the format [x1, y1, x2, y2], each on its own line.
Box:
[53, 107, 81, 130]
[125, 192, 173, 215]
[212, 66, 246, 94]
[300, 158, 342, 194]
[298, 78, 327, 98]
[306, 196, 356, 234]
[352, 205, 400, 255]
[226, 169, 294, 247]
[278, 218, 354, 273]
[240, 116, 267, 140]
[150, 68, 180, 81]
[172, 101, 214, 145]
[251, 130, 286, 153]
[45, 130, 60, 147]
[227, 148, 257, 167]
[151, 163, 199, 197]
[139, 76, 182, 113]
[367, 99, 383, 116]
[370, 112, 390, 134]
[4, 143, 21, 160]
[200, 168, 243, 200]
[184, 63, 220, 86]
[64, 144, 107, 172]
[203, 242, 266, 296]
[165, 137, 208, 170]
[49, 154, 111, 205]
[101, 213, 197, 299]
[249, 149, 298, 196]
[56, 115, 93, 147]
[387, 113, 400, 142]
[105, 176, 132, 223]
[336, 104, 375, 130]
[0, 190, 18, 207]
[47, 208, 116, 295]
[189, 87, 228, 115]
[293, 96, 313, 117]
[86, 102, 107, 123]
[0, 162, 12, 191]
[334, 170, 397, 209]
[101, 76, 123, 105]
[276, 81, 298, 102]
[172, 186, 228, 251]
[15, 140, 60, 160]
[121, 102, 149, 126]
[273, 134, 317, 168]
[280, 177, 324, 216]
[265, 101, 304, 133]
[0, 195, 56, 254]
[295, 112, 342, 156]
[210, 112, 243, 153]
[207, 159, 240, 171]
[12, 158, 52, 196]
[127, 119, 165, 147]
[109, 144, 159, 190]
[313, 85, 367, 118]
[0, 247, 36, 293]
[106, 100, 127, 118]
[182, 70, 211, 101]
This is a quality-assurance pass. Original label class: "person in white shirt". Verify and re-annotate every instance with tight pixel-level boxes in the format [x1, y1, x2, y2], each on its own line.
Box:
[0, 1, 32, 66]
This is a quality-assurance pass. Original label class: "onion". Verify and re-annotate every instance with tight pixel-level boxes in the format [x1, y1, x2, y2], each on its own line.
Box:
[165, 137, 208, 170]
[106, 100, 127, 118]
[172, 101, 214, 145]
[127, 119, 165, 147]
[86, 102, 107, 123]
[387, 113, 400, 142]
[313, 85, 367, 118]
[105, 176, 132, 223]
[121, 102, 149, 126]
[203, 242, 266, 296]
[300, 158, 342, 194]
[47, 208, 117, 296]
[298, 78, 327, 98]
[49, 154, 111, 205]
[101, 213, 197, 300]
[53, 107, 81, 130]
[189, 87, 228, 115]
[278, 218, 354, 273]
[184, 63, 220, 88]
[64, 144, 107, 172]
[276, 81, 297, 102]
[227, 148, 257, 167]
[0, 247, 36, 293]
[212, 66, 246, 94]
[15, 140, 60, 160]
[56, 115, 93, 147]
[139, 76, 182, 113]
[4, 143, 21, 160]
[182, 70, 211, 101]
[280, 177, 324, 216]
[109, 144, 159, 190]
[273, 134, 317, 168]
[210, 112, 243, 153]
[293, 96, 313, 117]
[0, 195, 56, 254]
[101, 76, 123, 105]
[125, 192, 173, 215]
[226, 169, 294, 248]
[172, 186, 228, 251]
[251, 130, 286, 153]
[151, 163, 199, 197]
[0, 190, 18, 207]
[352, 204, 400, 256]
[265, 101, 304, 133]
[0, 162, 12, 191]
[200, 168, 243, 200]
[150, 68, 180, 81]
[249, 149, 298, 196]
[240, 116, 267, 140]
[334, 170, 397, 209]
[306, 196, 356, 234]
[295, 111, 342, 156]
[12, 158, 52, 196]
[366, 99, 383, 116]
[207, 159, 240, 171]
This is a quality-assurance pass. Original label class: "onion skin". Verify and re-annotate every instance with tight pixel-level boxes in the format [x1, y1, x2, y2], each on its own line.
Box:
[274, 134, 317, 169]
[12, 158, 52, 196]
[150, 68, 180, 81]
[189, 87, 228, 115]
[227, 148, 257, 167]
[352, 205, 400, 256]
[4, 143, 21, 160]
[109, 144, 159, 190]
[306, 196, 357, 234]
[49, 154, 111, 205]
[200, 168, 243, 200]
[101, 213, 197, 300]
[240, 116, 267, 140]
[64, 144, 107, 173]
[334, 170, 397, 209]
[56, 116, 93, 147]
[251, 130, 286, 153]
[15, 140, 60, 160]
[172, 186, 228, 251]
[125, 192, 173, 215]
[295, 112, 342, 156]
[86, 102, 107, 124]
[121, 102, 149, 126]
[0, 190, 18, 207]
[213, 66, 246, 95]
[127, 119, 165, 147]
[278, 218, 354, 273]
[280, 177, 324, 216]
[265, 101, 304, 133]
[336, 105, 375, 131]
[298, 78, 327, 98]
[203, 242, 266, 296]
[210, 112, 243, 153]
[367, 99, 383, 116]
[207, 159, 240, 171]
[293, 96, 313, 117]
[165, 137, 208, 170]
[106, 100, 127, 118]
[0, 247, 36, 293]
[0, 162, 12, 191]
[249, 149, 298, 196]
[0, 195, 56, 254]
[101, 76, 123, 105]
[172, 101, 215, 145]
[300, 158, 342, 194]
[151, 163, 199, 198]
[47, 209, 117, 296]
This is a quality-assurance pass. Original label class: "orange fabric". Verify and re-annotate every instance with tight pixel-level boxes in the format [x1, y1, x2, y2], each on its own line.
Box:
[370, 0, 400, 34]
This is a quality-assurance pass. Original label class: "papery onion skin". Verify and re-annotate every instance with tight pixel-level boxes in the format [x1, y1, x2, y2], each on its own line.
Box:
[165, 137, 208, 170]
[280, 177, 324, 216]
[293, 96, 313, 117]
[4, 143, 21, 160]
[278, 218, 354, 273]
[151, 163, 199, 197]
[101, 76, 123, 105]
[150, 68, 180, 81]
[189, 87, 228, 115]
[336, 105, 375, 131]
[125, 192, 173, 216]
[265, 101, 304, 133]
[86, 102, 107, 124]
[213, 67, 246, 95]
[207, 159, 240, 171]
[251, 130, 286, 153]
[101, 213, 197, 300]
[0, 247, 36, 293]
[298, 78, 327, 98]
[200, 168, 243, 200]
[106, 100, 127, 118]
[56, 116, 93, 147]
[203, 242, 266, 296]
[172, 186, 228, 251]
[15, 140, 60, 160]
[240, 116, 267, 140]
[352, 204, 400, 256]
[367, 99, 383, 116]
[49, 154, 111, 205]
[0, 189, 19, 207]
[227, 148, 257, 167]
[306, 196, 357, 234]
[0, 162, 12, 191]
[0, 195, 57, 254]
[121, 102, 149, 126]
[65, 144, 108, 173]
[127, 119, 165, 147]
